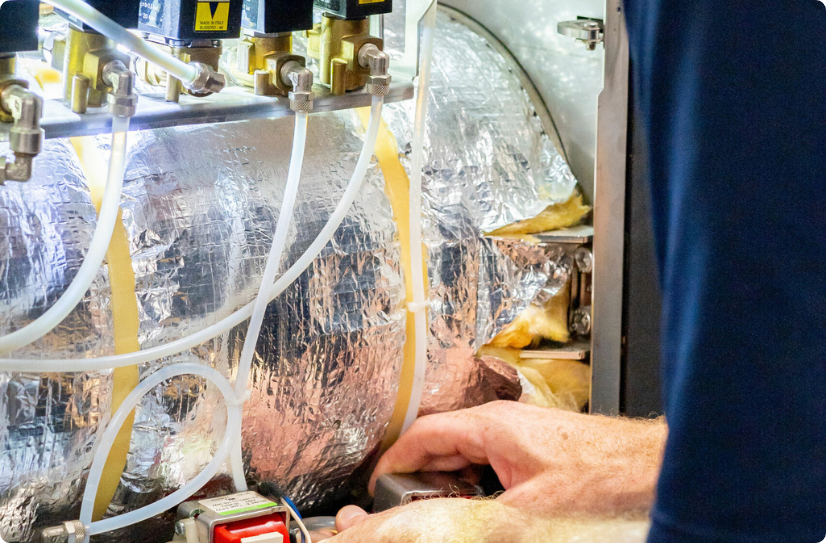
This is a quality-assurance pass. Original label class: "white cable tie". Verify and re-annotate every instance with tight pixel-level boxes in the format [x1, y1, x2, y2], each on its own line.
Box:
[225, 390, 251, 407]
[407, 301, 427, 313]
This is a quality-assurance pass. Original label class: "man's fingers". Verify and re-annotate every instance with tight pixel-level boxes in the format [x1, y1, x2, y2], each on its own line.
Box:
[418, 454, 474, 473]
[335, 505, 370, 532]
[307, 529, 337, 542]
[369, 410, 489, 494]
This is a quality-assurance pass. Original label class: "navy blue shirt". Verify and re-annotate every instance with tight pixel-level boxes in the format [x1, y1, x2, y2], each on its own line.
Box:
[623, 1, 826, 541]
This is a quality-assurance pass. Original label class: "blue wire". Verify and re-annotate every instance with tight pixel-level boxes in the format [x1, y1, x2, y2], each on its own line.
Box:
[282, 496, 302, 519]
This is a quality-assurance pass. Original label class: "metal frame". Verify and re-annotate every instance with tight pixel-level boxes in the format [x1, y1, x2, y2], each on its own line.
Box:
[0, 82, 413, 140]
[589, 0, 630, 415]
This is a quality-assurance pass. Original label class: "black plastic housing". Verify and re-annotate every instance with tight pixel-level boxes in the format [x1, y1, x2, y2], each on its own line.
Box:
[0, 0, 39, 53]
[314, 0, 392, 20]
[57, 0, 140, 32]
[138, 0, 244, 42]
[242, 0, 314, 35]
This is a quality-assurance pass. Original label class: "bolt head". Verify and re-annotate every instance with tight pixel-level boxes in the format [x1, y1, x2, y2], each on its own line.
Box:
[570, 308, 592, 336]
[574, 247, 593, 273]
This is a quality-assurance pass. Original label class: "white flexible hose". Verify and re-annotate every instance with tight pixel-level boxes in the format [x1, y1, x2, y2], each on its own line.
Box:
[401, 4, 437, 433]
[79, 363, 242, 539]
[229, 111, 309, 492]
[0, 116, 130, 354]
[42, 0, 198, 86]
[286, 501, 312, 543]
[0, 97, 385, 372]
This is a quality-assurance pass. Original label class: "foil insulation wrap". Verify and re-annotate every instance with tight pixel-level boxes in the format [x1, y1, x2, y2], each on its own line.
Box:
[0, 113, 406, 541]
[113, 113, 405, 517]
[0, 139, 114, 543]
[0, 7, 584, 538]
[381, 9, 580, 414]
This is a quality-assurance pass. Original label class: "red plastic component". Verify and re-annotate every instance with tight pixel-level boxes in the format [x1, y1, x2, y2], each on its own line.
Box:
[213, 513, 289, 543]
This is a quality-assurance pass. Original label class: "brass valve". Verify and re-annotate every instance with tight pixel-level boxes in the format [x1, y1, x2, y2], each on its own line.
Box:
[229, 33, 308, 99]
[306, 15, 386, 96]
[63, 27, 130, 114]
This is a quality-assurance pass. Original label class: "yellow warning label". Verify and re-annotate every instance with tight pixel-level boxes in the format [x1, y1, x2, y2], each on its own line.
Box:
[195, 0, 230, 32]
[359, 0, 385, 4]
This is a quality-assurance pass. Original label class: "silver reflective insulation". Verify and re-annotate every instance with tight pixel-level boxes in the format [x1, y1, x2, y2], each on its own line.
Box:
[381, 9, 579, 414]
[0, 114, 406, 541]
[0, 139, 113, 543]
[0, 7, 582, 540]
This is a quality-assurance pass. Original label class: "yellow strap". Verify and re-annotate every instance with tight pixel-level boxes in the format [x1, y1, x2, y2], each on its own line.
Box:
[70, 136, 140, 521]
[355, 109, 428, 450]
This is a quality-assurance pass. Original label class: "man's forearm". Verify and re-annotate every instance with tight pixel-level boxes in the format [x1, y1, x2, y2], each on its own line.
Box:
[330, 498, 651, 543]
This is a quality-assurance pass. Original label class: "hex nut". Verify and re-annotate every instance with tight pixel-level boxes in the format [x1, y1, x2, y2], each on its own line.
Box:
[570, 307, 592, 337]
[186, 62, 226, 94]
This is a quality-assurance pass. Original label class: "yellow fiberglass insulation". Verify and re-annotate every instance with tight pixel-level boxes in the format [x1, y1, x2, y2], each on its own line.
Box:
[478, 347, 591, 412]
[488, 281, 571, 348]
[486, 193, 591, 237]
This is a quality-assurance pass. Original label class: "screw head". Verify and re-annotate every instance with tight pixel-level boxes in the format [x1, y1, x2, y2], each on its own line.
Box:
[574, 247, 593, 273]
[570, 307, 592, 336]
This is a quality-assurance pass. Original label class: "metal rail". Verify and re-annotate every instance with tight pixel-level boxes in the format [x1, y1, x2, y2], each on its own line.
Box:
[0, 81, 413, 140]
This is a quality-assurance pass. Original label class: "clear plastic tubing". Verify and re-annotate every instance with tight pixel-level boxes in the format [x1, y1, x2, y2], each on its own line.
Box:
[78, 363, 241, 540]
[0, 116, 130, 354]
[229, 111, 309, 491]
[401, 4, 436, 433]
[0, 97, 385, 372]
[42, 0, 198, 86]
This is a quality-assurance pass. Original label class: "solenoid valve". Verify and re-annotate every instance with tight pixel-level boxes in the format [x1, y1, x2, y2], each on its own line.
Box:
[307, 15, 391, 96]
[175, 491, 291, 543]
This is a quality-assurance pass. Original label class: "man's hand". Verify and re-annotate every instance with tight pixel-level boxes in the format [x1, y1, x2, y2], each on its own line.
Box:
[370, 401, 666, 516]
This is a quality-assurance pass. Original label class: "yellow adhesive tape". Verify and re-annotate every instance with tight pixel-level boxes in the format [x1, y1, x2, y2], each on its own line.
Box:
[355, 108, 428, 450]
[70, 137, 140, 521]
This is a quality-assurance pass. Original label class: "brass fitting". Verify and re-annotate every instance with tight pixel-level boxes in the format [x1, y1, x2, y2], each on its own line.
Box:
[281, 61, 313, 111]
[231, 34, 288, 84]
[134, 42, 224, 102]
[0, 54, 22, 123]
[229, 34, 312, 102]
[63, 27, 127, 112]
[0, 84, 44, 184]
[102, 60, 138, 118]
[41, 520, 86, 543]
[358, 43, 391, 96]
[306, 15, 383, 96]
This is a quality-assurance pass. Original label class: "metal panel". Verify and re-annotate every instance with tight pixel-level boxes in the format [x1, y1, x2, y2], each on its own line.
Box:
[621, 78, 663, 418]
[589, 0, 629, 415]
[438, 0, 604, 200]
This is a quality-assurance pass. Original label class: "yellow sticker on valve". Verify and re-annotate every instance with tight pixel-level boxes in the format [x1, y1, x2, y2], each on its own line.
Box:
[195, 0, 230, 32]
[359, 0, 385, 4]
